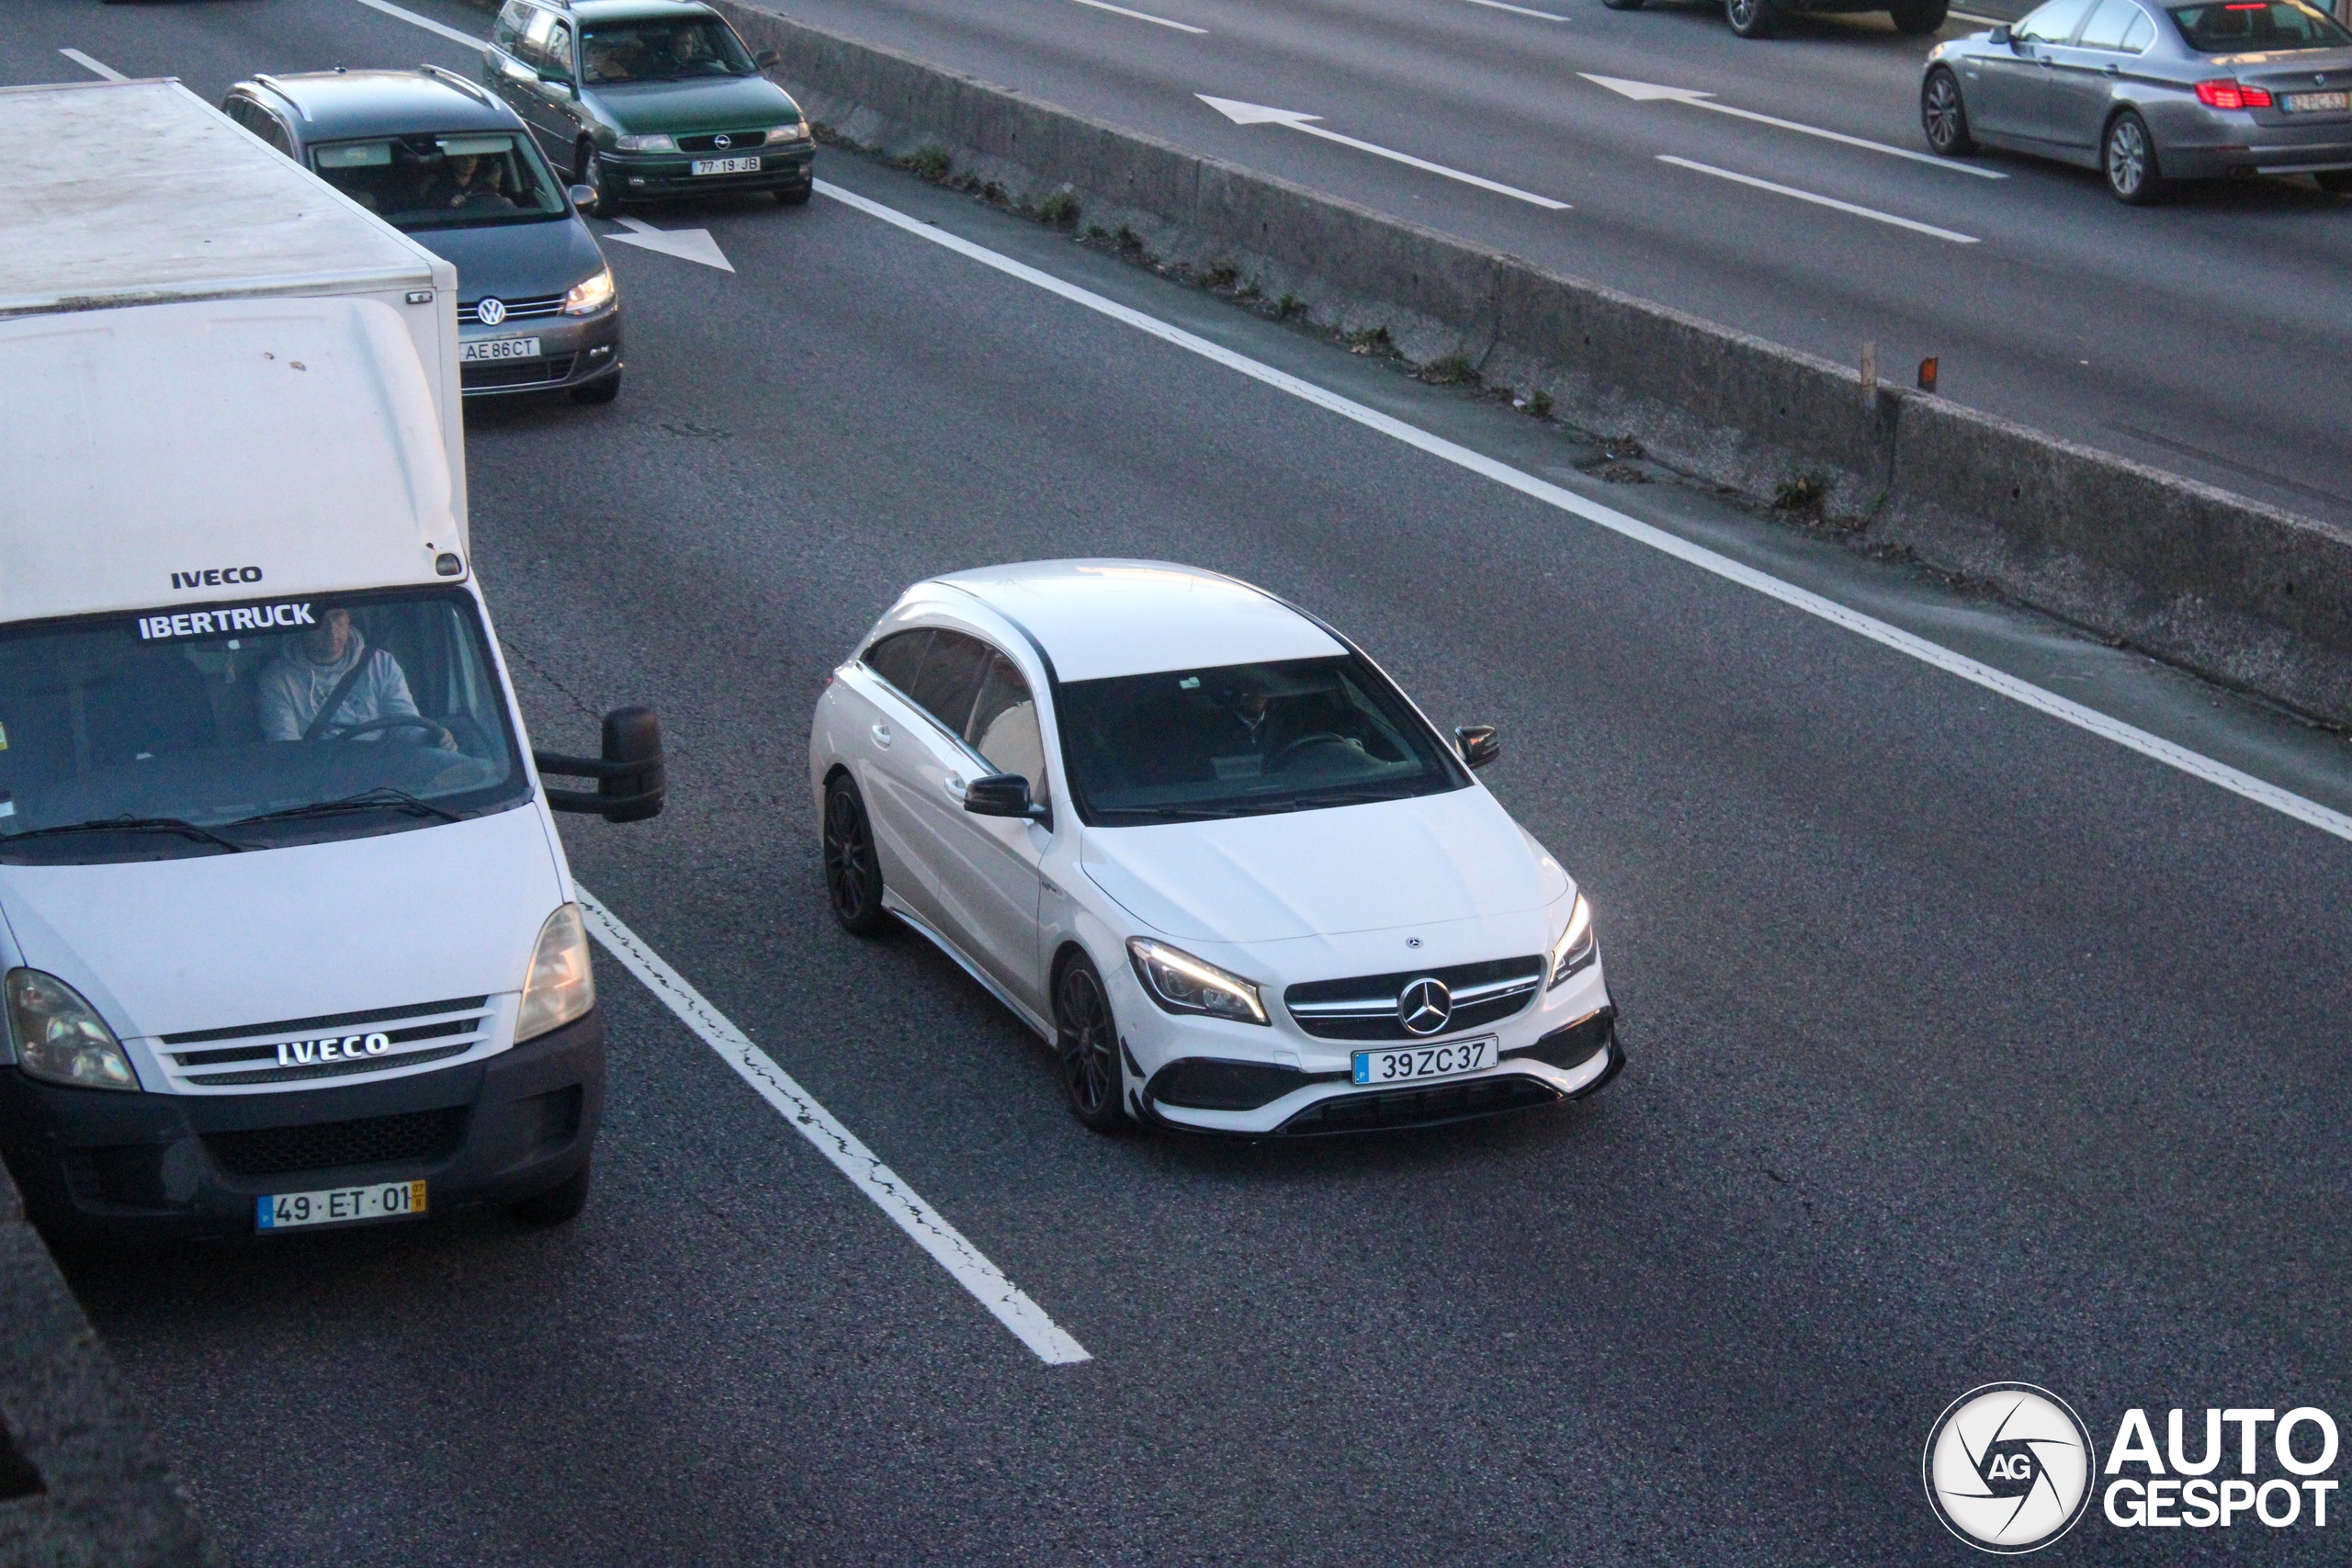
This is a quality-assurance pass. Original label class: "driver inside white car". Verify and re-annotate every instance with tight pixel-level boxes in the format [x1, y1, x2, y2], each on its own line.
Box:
[257, 608, 453, 748]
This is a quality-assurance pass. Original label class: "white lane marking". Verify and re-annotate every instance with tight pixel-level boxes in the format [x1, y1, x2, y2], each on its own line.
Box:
[350, 0, 487, 47]
[1462, 0, 1572, 18]
[1582, 72, 2007, 178]
[1658, 155, 1980, 242]
[58, 48, 126, 81]
[1197, 96, 1570, 209]
[813, 176, 2352, 847]
[1069, 0, 1209, 32]
[576, 888, 1092, 1366]
[607, 214, 737, 271]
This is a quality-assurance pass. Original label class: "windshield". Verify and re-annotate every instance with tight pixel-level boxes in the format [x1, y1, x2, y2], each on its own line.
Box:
[0, 588, 527, 864]
[1056, 655, 1468, 826]
[310, 132, 567, 230]
[2168, 0, 2351, 49]
[579, 18, 757, 82]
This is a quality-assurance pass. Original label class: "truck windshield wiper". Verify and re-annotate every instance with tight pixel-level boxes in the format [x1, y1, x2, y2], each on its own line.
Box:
[228, 788, 462, 829]
[0, 815, 247, 852]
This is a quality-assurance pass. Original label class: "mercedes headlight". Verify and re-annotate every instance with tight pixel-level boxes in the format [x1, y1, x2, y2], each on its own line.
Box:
[614, 133, 675, 152]
[764, 122, 810, 143]
[516, 904, 596, 1042]
[1548, 895, 1597, 989]
[6, 969, 139, 1091]
[1125, 938, 1267, 1025]
[562, 266, 616, 316]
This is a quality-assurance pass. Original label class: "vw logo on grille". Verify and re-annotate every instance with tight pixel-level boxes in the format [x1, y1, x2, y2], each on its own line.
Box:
[712, 133, 733, 149]
[476, 297, 507, 326]
[1397, 976, 1453, 1036]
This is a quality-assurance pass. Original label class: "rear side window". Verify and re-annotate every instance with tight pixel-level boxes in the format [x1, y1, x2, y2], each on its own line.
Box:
[904, 631, 991, 737]
[2077, 0, 2149, 48]
[2015, 0, 2098, 41]
[2167, 0, 2352, 49]
[861, 630, 930, 694]
[224, 96, 292, 155]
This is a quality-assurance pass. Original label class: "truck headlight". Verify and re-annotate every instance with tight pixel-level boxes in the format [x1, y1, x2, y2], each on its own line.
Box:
[516, 904, 596, 1042]
[614, 133, 675, 152]
[1126, 938, 1267, 1025]
[764, 122, 810, 143]
[1548, 895, 1596, 989]
[562, 267, 615, 316]
[5, 969, 139, 1091]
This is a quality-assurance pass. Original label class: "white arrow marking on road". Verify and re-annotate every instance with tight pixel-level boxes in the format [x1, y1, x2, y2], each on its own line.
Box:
[1581, 73, 2007, 178]
[1070, 0, 1208, 32]
[58, 48, 126, 81]
[1659, 156, 1980, 242]
[1197, 96, 1569, 209]
[605, 215, 736, 272]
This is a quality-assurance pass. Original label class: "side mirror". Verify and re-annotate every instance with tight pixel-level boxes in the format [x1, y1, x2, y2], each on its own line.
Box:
[1454, 724, 1501, 770]
[755, 47, 782, 70]
[537, 69, 574, 96]
[964, 773, 1049, 824]
[1990, 22, 2013, 43]
[568, 184, 594, 210]
[536, 705, 666, 822]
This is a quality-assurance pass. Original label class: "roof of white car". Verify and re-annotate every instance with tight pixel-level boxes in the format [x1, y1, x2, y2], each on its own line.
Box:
[934, 560, 1345, 682]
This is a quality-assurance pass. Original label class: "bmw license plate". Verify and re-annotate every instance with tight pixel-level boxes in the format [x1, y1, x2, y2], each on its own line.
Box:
[461, 336, 539, 362]
[256, 1180, 426, 1233]
[692, 155, 762, 175]
[1352, 1036, 1495, 1086]
[2284, 91, 2350, 112]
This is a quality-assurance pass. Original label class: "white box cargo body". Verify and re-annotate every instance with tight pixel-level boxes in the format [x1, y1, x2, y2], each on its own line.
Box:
[0, 80, 661, 1244]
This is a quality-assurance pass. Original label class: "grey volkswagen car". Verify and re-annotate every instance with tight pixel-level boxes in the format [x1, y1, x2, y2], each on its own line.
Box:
[223, 66, 624, 402]
[1921, 0, 2352, 202]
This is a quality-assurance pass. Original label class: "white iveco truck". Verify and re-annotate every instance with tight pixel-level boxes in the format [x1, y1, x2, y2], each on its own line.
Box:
[0, 78, 662, 1244]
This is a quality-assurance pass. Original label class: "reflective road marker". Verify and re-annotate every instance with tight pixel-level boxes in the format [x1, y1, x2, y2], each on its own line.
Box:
[1658, 155, 1982, 243]
[577, 889, 1092, 1366]
[814, 175, 2352, 847]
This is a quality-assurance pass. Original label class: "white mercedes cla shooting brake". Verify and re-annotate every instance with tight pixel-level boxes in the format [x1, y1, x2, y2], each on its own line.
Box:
[807, 561, 1623, 1136]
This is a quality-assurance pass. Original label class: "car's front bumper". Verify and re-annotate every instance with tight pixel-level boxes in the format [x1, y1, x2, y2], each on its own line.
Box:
[458, 305, 621, 398]
[0, 1009, 604, 1246]
[603, 145, 814, 202]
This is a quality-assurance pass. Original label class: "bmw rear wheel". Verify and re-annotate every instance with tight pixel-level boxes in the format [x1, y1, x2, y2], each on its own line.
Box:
[1921, 67, 1975, 155]
[2104, 110, 2163, 204]
[822, 775, 890, 936]
[1054, 953, 1131, 1134]
[1726, 0, 1779, 38]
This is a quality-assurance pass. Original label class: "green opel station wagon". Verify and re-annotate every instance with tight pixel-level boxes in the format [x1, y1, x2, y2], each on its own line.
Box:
[481, 0, 816, 214]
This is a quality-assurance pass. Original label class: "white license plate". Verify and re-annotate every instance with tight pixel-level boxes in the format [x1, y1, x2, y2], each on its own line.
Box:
[1353, 1037, 1495, 1086]
[461, 336, 540, 362]
[692, 155, 763, 175]
[256, 1179, 427, 1232]
[2284, 91, 2350, 112]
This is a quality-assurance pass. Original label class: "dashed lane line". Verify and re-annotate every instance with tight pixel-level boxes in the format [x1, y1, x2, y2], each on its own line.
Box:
[1461, 0, 1574, 20]
[1069, 0, 1209, 32]
[577, 888, 1093, 1367]
[351, 0, 488, 49]
[812, 175, 2352, 848]
[59, 49, 126, 81]
[1658, 155, 1982, 242]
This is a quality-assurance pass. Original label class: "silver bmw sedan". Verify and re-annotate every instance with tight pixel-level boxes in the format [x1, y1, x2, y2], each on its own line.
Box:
[1920, 0, 2352, 202]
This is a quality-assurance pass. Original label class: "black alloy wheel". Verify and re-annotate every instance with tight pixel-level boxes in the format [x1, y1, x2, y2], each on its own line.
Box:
[2104, 110, 2163, 204]
[822, 775, 890, 936]
[1726, 0, 1779, 38]
[1054, 953, 1131, 1134]
[578, 143, 621, 219]
[1921, 67, 1975, 155]
[1890, 0, 1949, 33]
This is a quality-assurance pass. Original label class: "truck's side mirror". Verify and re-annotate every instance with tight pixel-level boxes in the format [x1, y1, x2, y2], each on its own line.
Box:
[964, 773, 1048, 825]
[1454, 724, 1501, 770]
[536, 706, 666, 822]
[755, 48, 783, 70]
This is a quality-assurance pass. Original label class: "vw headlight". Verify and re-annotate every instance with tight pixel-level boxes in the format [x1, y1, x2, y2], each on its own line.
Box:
[1548, 895, 1596, 989]
[6, 969, 139, 1091]
[1125, 938, 1267, 1025]
[764, 122, 810, 144]
[562, 267, 616, 316]
[614, 133, 675, 152]
[516, 904, 596, 1042]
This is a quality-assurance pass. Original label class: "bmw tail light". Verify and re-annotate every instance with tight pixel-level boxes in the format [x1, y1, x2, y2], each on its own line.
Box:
[2195, 79, 2274, 108]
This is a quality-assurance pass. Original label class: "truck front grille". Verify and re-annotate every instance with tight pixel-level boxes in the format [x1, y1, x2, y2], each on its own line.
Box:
[159, 997, 495, 1089]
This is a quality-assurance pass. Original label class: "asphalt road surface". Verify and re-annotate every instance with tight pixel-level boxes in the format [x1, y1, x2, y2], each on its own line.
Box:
[8, 3, 2352, 1564]
[770, 0, 2352, 529]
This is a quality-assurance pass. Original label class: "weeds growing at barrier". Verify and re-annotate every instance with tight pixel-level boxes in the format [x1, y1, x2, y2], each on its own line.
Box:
[902, 143, 952, 181]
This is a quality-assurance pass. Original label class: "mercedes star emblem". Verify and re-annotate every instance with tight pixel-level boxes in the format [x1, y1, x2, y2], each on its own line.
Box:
[476, 297, 507, 326]
[1397, 976, 1453, 1036]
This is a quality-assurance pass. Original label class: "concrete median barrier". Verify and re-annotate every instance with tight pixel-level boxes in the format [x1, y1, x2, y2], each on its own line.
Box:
[719, 0, 2352, 725]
